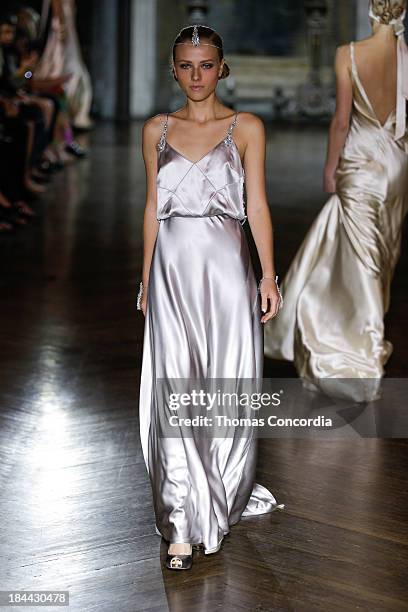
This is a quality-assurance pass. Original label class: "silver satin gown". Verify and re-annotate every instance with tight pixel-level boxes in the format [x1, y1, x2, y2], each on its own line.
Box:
[264, 42, 408, 402]
[139, 112, 284, 554]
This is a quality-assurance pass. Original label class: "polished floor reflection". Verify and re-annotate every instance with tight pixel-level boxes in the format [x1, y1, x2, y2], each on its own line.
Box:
[0, 121, 407, 612]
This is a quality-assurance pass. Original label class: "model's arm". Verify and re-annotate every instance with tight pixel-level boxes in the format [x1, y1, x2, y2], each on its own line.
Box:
[140, 116, 161, 316]
[324, 45, 353, 193]
[241, 113, 280, 323]
[51, 0, 65, 25]
[31, 74, 72, 91]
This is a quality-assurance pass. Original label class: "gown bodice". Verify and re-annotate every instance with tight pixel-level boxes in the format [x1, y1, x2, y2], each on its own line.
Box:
[156, 112, 247, 225]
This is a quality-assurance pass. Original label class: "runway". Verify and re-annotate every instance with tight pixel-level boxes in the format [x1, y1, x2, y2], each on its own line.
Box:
[0, 121, 407, 611]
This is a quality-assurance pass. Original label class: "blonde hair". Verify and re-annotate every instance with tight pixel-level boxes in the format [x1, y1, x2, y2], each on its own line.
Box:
[370, 0, 406, 24]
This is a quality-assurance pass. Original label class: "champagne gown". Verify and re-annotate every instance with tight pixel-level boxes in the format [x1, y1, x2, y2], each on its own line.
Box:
[139, 112, 284, 554]
[264, 42, 408, 402]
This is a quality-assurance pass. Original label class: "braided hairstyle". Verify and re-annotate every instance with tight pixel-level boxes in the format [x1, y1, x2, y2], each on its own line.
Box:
[370, 0, 406, 24]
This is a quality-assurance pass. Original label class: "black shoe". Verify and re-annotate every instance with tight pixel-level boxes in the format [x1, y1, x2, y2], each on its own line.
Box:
[65, 142, 87, 158]
[166, 545, 193, 570]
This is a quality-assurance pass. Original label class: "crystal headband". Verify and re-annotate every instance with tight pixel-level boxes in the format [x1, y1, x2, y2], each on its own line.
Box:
[173, 24, 223, 49]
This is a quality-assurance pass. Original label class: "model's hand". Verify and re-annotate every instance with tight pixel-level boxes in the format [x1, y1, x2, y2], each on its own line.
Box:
[259, 279, 282, 324]
[324, 168, 337, 193]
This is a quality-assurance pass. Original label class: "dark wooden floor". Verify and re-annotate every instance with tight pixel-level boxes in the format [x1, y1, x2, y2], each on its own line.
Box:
[0, 121, 407, 612]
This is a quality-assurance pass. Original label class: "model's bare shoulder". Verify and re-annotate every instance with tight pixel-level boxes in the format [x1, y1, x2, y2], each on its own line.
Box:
[336, 43, 351, 54]
[335, 44, 351, 61]
[237, 112, 265, 133]
[142, 113, 166, 145]
[237, 112, 264, 129]
[237, 112, 265, 146]
[334, 44, 352, 74]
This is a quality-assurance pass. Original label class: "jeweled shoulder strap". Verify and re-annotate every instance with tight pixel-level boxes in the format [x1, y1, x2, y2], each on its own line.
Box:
[157, 113, 169, 152]
[224, 111, 239, 146]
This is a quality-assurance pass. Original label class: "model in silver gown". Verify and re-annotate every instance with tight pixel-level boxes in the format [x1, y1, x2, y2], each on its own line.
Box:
[139, 111, 284, 555]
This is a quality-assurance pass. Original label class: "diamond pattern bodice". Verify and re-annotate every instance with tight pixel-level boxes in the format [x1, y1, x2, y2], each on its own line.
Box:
[156, 113, 247, 225]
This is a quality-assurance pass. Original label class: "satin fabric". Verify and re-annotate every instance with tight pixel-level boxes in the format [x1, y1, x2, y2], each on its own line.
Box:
[36, 0, 93, 129]
[139, 114, 284, 554]
[264, 42, 408, 403]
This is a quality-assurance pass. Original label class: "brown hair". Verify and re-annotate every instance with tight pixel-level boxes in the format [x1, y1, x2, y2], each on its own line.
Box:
[171, 25, 230, 80]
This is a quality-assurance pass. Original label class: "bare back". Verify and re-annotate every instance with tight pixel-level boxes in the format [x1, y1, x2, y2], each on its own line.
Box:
[353, 36, 398, 125]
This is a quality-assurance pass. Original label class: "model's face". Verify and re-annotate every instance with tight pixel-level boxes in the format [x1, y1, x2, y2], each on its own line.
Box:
[173, 44, 224, 100]
[0, 25, 15, 46]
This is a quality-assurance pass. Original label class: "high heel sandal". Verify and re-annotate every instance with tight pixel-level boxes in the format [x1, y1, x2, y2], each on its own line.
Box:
[166, 544, 193, 570]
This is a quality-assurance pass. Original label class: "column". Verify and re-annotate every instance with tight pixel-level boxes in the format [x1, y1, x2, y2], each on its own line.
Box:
[130, 0, 157, 118]
[90, 0, 118, 119]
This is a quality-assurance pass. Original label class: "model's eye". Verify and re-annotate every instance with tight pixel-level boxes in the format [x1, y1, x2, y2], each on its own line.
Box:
[179, 63, 191, 69]
[202, 63, 214, 69]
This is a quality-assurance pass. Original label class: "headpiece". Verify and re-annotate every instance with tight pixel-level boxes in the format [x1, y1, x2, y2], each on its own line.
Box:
[369, 1, 408, 141]
[173, 24, 223, 50]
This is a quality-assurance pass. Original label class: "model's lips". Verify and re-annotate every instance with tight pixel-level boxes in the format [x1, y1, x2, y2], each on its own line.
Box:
[190, 85, 204, 90]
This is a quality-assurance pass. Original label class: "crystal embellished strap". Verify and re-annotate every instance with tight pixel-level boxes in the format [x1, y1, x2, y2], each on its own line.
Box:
[157, 113, 169, 152]
[224, 112, 239, 147]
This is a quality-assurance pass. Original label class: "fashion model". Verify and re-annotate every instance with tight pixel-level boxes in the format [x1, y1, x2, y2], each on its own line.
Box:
[36, 0, 93, 130]
[138, 25, 284, 570]
[264, 0, 408, 402]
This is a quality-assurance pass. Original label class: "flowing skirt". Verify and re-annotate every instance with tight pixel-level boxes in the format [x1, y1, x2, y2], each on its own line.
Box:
[264, 186, 407, 402]
[139, 215, 284, 554]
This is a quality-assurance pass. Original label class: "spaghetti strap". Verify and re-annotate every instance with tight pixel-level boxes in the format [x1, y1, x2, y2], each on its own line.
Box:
[157, 113, 169, 153]
[225, 111, 246, 226]
[224, 111, 239, 147]
[350, 42, 357, 79]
